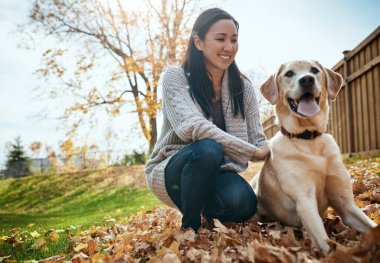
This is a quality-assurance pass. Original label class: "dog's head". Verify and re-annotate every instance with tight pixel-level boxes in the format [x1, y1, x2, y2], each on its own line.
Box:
[261, 60, 343, 133]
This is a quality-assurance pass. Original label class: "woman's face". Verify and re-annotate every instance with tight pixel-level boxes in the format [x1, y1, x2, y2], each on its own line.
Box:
[195, 19, 239, 77]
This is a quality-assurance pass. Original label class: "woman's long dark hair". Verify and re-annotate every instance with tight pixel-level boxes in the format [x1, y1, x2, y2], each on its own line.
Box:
[182, 8, 246, 119]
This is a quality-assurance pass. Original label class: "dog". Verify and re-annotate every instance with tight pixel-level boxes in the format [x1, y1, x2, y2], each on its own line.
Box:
[250, 60, 377, 253]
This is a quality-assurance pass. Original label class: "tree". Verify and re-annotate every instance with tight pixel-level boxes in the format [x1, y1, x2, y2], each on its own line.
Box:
[59, 138, 99, 171]
[247, 67, 274, 121]
[28, 0, 198, 152]
[5, 137, 31, 178]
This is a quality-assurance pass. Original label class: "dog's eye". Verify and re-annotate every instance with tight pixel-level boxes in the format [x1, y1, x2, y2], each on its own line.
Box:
[284, 70, 294, 77]
[311, 67, 320, 74]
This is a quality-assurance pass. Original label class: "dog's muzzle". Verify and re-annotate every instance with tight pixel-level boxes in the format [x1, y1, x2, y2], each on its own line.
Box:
[287, 76, 321, 117]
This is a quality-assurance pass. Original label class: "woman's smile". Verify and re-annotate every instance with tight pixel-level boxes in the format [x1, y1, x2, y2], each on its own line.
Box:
[219, 54, 231, 59]
[194, 19, 239, 77]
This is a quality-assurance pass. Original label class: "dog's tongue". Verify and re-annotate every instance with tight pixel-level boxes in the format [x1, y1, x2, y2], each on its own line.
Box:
[297, 95, 320, 117]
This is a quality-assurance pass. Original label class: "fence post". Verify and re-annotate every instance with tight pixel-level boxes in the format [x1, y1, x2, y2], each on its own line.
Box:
[343, 50, 354, 154]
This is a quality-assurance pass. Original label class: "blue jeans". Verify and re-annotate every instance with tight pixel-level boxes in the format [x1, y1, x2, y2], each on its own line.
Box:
[165, 138, 258, 231]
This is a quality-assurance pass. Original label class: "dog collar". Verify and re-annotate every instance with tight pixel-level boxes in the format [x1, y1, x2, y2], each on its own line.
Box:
[280, 126, 322, 140]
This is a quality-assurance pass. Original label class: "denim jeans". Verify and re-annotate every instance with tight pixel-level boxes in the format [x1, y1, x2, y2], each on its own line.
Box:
[164, 138, 258, 231]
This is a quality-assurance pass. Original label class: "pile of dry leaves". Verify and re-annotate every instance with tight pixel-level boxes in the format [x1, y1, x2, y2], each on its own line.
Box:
[41, 157, 380, 263]
[5, 158, 380, 262]
[60, 207, 379, 263]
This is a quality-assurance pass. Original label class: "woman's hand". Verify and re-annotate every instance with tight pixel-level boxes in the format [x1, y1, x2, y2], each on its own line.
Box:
[253, 143, 270, 160]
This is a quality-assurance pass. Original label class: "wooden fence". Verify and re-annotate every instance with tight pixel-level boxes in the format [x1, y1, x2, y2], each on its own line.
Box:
[262, 26, 380, 154]
[329, 26, 380, 154]
[262, 115, 278, 139]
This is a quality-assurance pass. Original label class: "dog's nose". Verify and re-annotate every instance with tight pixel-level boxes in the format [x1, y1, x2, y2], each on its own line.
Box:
[299, 75, 315, 88]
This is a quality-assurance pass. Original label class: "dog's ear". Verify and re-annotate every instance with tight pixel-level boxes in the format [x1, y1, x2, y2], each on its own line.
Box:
[316, 62, 343, 101]
[260, 65, 282, 105]
[325, 68, 343, 101]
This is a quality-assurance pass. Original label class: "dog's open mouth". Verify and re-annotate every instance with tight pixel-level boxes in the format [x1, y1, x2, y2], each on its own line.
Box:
[287, 92, 321, 117]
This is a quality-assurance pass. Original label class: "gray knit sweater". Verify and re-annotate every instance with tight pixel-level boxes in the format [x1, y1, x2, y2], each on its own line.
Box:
[144, 66, 267, 207]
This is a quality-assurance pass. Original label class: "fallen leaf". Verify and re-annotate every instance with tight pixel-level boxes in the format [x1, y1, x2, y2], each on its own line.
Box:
[1, 236, 9, 242]
[162, 252, 181, 263]
[39, 254, 65, 263]
[29, 238, 48, 251]
[213, 219, 229, 233]
[169, 240, 180, 253]
[30, 231, 41, 238]
[156, 247, 171, 258]
[47, 230, 59, 242]
[71, 252, 90, 263]
[86, 240, 99, 256]
[0, 256, 11, 262]
[74, 243, 88, 252]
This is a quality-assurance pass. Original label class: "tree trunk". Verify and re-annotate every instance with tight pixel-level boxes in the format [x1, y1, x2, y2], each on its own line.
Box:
[149, 116, 157, 153]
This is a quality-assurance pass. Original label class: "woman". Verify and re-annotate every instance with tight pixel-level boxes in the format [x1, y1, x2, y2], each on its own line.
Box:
[145, 8, 270, 231]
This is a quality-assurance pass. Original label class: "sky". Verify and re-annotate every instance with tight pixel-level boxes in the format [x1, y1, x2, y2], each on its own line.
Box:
[0, 0, 379, 168]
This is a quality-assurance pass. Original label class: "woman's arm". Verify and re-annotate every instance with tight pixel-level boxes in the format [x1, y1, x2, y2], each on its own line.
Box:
[162, 66, 259, 164]
[244, 79, 270, 160]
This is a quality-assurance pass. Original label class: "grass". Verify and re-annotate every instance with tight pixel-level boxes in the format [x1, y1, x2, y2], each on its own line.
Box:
[0, 167, 161, 261]
[342, 153, 380, 164]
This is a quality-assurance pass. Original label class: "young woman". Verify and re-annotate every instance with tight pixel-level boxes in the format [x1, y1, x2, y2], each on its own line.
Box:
[145, 8, 270, 231]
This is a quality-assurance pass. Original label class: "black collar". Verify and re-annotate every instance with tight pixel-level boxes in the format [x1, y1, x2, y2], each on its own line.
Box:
[280, 126, 322, 140]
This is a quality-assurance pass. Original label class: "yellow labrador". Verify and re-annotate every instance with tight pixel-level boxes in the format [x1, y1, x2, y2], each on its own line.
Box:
[250, 60, 377, 253]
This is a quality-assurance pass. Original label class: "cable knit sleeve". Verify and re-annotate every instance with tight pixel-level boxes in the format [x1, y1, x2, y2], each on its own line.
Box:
[244, 79, 267, 148]
[162, 66, 258, 165]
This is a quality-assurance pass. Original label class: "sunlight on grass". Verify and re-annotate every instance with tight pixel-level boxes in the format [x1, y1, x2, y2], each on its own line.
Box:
[0, 167, 161, 261]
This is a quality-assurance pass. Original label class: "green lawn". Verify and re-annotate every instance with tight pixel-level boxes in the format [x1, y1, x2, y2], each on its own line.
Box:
[0, 167, 161, 261]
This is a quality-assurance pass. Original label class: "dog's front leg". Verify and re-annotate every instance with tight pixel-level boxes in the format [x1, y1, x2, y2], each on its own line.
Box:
[326, 170, 377, 232]
[296, 196, 330, 253]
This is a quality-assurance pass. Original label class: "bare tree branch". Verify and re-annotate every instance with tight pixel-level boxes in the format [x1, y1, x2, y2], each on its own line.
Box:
[28, 0, 196, 151]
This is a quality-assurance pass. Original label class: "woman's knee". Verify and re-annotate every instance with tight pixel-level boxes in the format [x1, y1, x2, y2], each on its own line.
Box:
[192, 138, 223, 164]
[213, 173, 258, 222]
[229, 186, 258, 221]
[207, 186, 257, 222]
[239, 192, 258, 221]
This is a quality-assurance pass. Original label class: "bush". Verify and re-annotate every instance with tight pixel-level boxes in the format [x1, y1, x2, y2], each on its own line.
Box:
[122, 150, 147, 166]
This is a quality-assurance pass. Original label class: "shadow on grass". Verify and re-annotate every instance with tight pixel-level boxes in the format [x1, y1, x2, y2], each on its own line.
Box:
[0, 187, 160, 231]
[0, 167, 163, 261]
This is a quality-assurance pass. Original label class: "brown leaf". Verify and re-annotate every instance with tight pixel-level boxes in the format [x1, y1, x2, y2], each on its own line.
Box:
[371, 187, 380, 203]
[168, 240, 180, 253]
[29, 238, 48, 251]
[162, 253, 181, 263]
[47, 230, 59, 242]
[193, 233, 212, 250]
[213, 219, 229, 234]
[86, 240, 99, 256]
[249, 239, 295, 263]
[186, 247, 203, 262]
[1, 236, 14, 244]
[156, 247, 171, 258]
[281, 227, 302, 247]
[361, 225, 380, 246]
[321, 250, 358, 263]
[39, 254, 65, 263]
[268, 229, 282, 240]
[71, 252, 90, 263]
[74, 243, 88, 253]
[357, 191, 371, 201]
[0, 256, 11, 262]
[174, 228, 196, 243]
